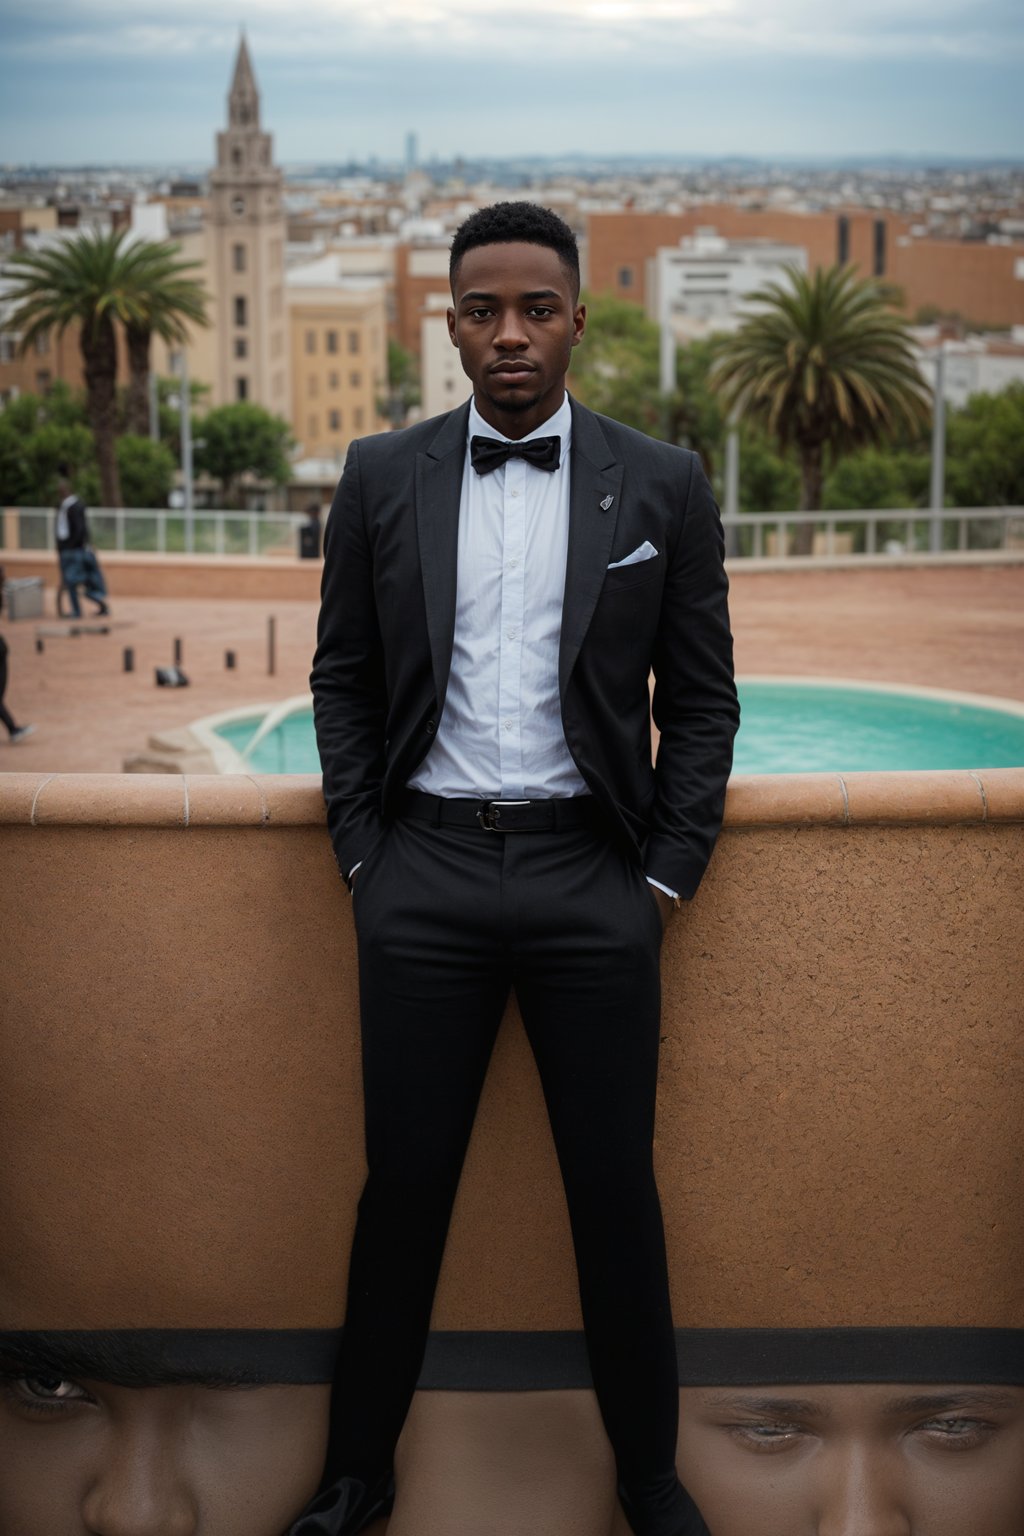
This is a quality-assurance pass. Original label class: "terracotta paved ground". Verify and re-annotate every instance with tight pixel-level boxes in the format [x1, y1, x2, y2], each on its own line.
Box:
[2, 565, 1022, 775]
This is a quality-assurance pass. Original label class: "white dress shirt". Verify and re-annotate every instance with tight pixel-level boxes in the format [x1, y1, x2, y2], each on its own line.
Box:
[409, 392, 587, 799]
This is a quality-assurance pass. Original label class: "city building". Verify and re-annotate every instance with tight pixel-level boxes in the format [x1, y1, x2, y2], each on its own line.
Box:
[420, 294, 471, 418]
[646, 229, 808, 340]
[286, 252, 388, 461]
[206, 34, 290, 419]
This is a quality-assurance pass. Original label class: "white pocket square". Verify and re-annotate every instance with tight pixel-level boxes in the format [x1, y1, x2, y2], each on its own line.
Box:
[608, 541, 658, 569]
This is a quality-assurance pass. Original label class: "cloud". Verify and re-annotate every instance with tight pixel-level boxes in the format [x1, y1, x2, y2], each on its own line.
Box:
[3, 0, 1021, 64]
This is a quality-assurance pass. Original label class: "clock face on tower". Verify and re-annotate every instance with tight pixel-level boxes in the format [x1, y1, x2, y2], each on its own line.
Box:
[232, 195, 246, 216]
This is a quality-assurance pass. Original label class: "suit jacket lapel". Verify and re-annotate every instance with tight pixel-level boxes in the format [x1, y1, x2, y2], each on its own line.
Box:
[416, 402, 469, 709]
[559, 397, 623, 696]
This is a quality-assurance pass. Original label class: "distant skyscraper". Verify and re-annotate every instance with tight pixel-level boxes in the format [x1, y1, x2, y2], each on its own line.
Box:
[405, 131, 418, 173]
[207, 33, 290, 418]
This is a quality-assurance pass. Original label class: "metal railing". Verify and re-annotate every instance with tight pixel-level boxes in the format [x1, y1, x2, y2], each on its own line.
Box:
[1, 507, 309, 559]
[3, 505, 1023, 561]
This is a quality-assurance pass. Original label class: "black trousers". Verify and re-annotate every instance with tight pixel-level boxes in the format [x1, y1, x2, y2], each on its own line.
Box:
[0, 636, 17, 736]
[328, 804, 686, 1525]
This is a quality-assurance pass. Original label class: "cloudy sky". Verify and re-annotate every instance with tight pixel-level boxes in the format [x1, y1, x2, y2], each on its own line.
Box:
[1, 0, 1021, 165]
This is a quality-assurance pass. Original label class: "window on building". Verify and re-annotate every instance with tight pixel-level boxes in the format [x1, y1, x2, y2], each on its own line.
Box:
[36, 370, 52, 393]
[837, 215, 850, 266]
[309, 415, 318, 439]
[618, 266, 634, 288]
[348, 330, 360, 354]
[234, 296, 247, 327]
[232, 146, 243, 168]
[329, 410, 341, 431]
[349, 371, 361, 388]
[34, 333, 50, 355]
[234, 338, 248, 359]
[326, 330, 339, 354]
[236, 377, 248, 401]
[233, 243, 246, 273]
[305, 330, 316, 354]
[0, 335, 16, 364]
[354, 407, 364, 430]
[309, 375, 318, 397]
[873, 218, 887, 278]
[328, 371, 339, 389]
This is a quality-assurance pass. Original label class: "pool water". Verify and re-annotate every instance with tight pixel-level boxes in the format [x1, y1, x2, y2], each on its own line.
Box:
[215, 682, 1024, 777]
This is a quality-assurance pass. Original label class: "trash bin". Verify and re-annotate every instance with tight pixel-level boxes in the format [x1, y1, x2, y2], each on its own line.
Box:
[2, 576, 44, 620]
[298, 523, 321, 560]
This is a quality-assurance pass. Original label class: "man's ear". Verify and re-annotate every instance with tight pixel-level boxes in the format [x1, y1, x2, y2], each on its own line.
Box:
[571, 303, 586, 347]
[447, 308, 458, 348]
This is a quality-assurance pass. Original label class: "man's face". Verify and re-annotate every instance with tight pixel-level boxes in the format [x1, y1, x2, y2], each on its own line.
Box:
[679, 1383, 1024, 1536]
[0, 1371, 330, 1534]
[447, 240, 585, 439]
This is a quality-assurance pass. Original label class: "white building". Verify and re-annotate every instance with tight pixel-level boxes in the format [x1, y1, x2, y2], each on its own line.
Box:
[646, 229, 808, 341]
[420, 294, 472, 420]
[913, 326, 1024, 408]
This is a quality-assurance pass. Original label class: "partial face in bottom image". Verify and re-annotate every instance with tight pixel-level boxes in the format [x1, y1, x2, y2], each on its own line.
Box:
[679, 1383, 1024, 1536]
[0, 1368, 330, 1535]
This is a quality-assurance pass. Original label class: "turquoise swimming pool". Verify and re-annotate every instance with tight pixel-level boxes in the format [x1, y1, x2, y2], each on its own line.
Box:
[213, 680, 1024, 776]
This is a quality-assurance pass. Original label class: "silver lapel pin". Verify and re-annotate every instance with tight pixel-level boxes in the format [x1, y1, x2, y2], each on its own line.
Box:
[599, 494, 614, 511]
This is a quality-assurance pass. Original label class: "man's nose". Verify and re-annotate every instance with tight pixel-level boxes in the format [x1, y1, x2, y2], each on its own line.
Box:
[816, 1446, 910, 1536]
[493, 309, 529, 349]
[82, 1433, 198, 1536]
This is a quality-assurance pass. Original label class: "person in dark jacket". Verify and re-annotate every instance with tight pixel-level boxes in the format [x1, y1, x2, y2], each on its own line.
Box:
[0, 568, 35, 744]
[55, 470, 109, 619]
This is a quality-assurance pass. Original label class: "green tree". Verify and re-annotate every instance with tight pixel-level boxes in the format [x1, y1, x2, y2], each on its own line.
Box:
[568, 291, 662, 435]
[667, 337, 725, 481]
[0, 387, 95, 506]
[710, 265, 932, 551]
[944, 383, 1024, 508]
[119, 242, 209, 436]
[115, 434, 178, 508]
[4, 230, 131, 506]
[379, 339, 421, 428]
[823, 449, 922, 512]
[193, 402, 293, 507]
[738, 429, 801, 513]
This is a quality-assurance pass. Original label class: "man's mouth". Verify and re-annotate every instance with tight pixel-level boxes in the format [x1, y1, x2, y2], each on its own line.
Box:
[490, 362, 535, 376]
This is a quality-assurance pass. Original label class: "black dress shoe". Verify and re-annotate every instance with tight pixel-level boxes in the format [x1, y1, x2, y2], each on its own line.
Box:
[618, 1476, 711, 1536]
[285, 1472, 394, 1535]
[92, 601, 110, 616]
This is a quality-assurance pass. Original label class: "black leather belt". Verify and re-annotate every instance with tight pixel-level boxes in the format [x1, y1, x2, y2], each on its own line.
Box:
[398, 789, 598, 833]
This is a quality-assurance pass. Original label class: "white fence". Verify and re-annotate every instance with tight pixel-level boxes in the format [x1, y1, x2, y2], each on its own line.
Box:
[4, 505, 1024, 561]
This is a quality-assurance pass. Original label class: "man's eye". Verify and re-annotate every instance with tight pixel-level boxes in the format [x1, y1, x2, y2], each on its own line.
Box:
[468, 309, 492, 320]
[919, 1416, 994, 1449]
[729, 1421, 803, 1451]
[22, 1376, 87, 1401]
[527, 307, 553, 317]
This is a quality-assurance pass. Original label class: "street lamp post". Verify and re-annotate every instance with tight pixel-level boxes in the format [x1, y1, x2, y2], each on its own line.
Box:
[929, 344, 946, 553]
[170, 349, 194, 553]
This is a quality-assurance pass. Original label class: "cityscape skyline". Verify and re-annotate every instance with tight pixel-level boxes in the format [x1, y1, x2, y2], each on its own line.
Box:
[1, 0, 1021, 165]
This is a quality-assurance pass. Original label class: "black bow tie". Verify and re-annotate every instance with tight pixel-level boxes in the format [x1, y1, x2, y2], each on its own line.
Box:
[470, 434, 561, 475]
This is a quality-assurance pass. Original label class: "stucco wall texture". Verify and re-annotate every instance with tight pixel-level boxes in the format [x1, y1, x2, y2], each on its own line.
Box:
[1, 768, 1021, 1337]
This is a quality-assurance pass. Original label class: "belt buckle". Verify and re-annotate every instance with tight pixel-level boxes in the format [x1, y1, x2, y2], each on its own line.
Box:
[476, 799, 530, 832]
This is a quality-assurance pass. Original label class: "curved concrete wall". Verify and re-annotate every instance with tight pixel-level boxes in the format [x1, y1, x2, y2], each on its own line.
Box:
[2, 769, 1022, 1533]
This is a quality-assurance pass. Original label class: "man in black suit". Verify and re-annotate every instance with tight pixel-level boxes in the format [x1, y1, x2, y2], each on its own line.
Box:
[305, 202, 738, 1536]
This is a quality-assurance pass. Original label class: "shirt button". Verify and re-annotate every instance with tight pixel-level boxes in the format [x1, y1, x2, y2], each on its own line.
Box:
[425, 719, 436, 734]
[507, 558, 518, 569]
[503, 720, 514, 732]
[510, 489, 520, 498]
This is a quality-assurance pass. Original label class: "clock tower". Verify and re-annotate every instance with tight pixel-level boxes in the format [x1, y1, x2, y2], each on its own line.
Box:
[208, 34, 290, 418]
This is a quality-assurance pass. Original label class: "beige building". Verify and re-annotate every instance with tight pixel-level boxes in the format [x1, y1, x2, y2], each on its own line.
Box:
[287, 254, 388, 461]
[206, 35, 290, 418]
[420, 294, 471, 419]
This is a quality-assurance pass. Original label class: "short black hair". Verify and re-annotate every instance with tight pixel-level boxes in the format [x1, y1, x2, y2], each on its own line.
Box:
[449, 202, 580, 299]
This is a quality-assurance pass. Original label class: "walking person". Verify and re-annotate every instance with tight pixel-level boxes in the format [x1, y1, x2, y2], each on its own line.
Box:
[304, 202, 739, 1536]
[0, 570, 36, 744]
[55, 468, 109, 620]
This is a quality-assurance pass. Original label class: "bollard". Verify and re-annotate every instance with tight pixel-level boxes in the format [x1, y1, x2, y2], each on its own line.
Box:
[173, 637, 183, 666]
[267, 616, 276, 677]
[225, 650, 236, 670]
[35, 638, 44, 654]
[124, 648, 135, 673]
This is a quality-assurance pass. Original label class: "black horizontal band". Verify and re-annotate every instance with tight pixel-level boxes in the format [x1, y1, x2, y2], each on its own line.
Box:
[2, 1328, 1020, 1388]
[398, 789, 600, 832]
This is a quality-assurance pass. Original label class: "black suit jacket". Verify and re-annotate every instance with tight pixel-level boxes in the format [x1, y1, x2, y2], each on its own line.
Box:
[310, 395, 739, 901]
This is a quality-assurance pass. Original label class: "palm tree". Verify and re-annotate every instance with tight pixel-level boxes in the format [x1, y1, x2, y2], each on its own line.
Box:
[709, 264, 931, 552]
[119, 241, 208, 437]
[4, 229, 208, 506]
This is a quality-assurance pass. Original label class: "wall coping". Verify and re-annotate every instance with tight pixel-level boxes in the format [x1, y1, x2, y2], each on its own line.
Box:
[1, 769, 1021, 829]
